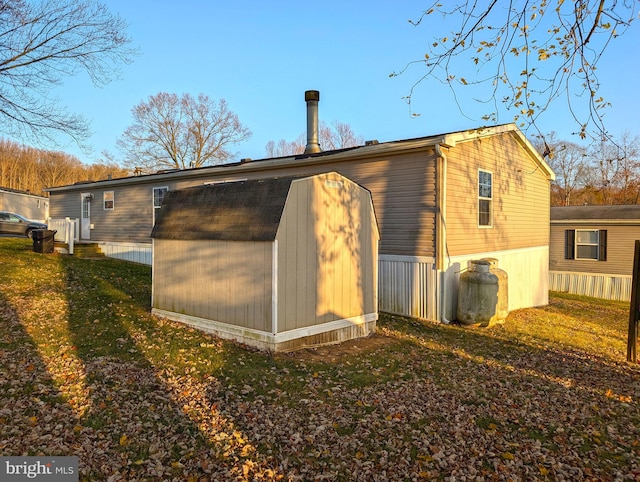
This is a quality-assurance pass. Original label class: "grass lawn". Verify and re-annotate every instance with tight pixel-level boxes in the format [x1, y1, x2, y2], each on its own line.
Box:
[0, 237, 639, 481]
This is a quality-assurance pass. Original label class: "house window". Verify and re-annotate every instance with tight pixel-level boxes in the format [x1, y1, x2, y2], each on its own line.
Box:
[565, 229, 607, 261]
[153, 187, 168, 209]
[82, 196, 90, 219]
[478, 170, 492, 227]
[103, 191, 114, 210]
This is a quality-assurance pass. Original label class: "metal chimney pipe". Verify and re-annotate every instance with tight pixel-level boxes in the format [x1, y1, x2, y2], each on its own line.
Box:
[304, 90, 321, 154]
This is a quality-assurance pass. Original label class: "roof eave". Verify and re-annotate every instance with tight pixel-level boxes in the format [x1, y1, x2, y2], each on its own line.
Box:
[44, 123, 555, 192]
[44, 137, 447, 193]
[551, 219, 640, 225]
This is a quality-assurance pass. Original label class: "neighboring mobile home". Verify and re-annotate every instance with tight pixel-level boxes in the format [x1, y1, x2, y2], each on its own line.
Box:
[550, 205, 640, 301]
[0, 187, 49, 222]
[46, 94, 554, 322]
[151, 172, 379, 351]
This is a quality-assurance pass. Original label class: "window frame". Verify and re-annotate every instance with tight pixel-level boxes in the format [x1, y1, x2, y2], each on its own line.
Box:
[564, 229, 607, 261]
[575, 229, 600, 260]
[103, 191, 114, 210]
[478, 169, 493, 228]
[153, 186, 169, 209]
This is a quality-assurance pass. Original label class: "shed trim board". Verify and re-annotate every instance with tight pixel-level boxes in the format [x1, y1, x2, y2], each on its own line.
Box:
[152, 308, 377, 351]
[272, 240, 278, 335]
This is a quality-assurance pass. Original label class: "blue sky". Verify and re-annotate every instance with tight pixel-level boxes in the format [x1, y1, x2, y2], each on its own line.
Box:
[44, 0, 640, 163]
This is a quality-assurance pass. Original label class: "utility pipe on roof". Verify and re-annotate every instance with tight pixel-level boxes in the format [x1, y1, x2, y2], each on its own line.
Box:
[304, 90, 321, 154]
[435, 143, 451, 324]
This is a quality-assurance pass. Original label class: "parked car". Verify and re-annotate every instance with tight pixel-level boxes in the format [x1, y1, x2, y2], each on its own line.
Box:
[0, 211, 48, 238]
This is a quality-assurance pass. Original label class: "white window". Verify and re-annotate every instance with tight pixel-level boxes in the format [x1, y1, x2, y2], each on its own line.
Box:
[82, 196, 90, 219]
[576, 230, 599, 260]
[153, 187, 168, 209]
[478, 170, 492, 227]
[103, 191, 114, 210]
[565, 229, 607, 261]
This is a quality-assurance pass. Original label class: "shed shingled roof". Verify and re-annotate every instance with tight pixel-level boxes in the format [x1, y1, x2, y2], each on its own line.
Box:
[150, 176, 297, 241]
[551, 205, 640, 221]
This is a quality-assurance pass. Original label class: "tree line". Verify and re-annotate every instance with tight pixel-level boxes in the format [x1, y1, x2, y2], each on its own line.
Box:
[0, 139, 128, 197]
[538, 132, 640, 206]
[3, 126, 640, 207]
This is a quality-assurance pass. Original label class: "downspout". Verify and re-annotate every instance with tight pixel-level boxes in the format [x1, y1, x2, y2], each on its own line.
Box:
[435, 143, 451, 324]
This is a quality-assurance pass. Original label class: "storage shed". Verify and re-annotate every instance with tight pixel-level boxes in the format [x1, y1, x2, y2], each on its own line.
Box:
[150, 172, 379, 352]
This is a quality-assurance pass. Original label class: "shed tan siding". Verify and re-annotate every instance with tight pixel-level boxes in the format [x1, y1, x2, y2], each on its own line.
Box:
[445, 132, 550, 256]
[550, 223, 640, 276]
[275, 174, 378, 332]
[48, 150, 436, 256]
[153, 239, 273, 331]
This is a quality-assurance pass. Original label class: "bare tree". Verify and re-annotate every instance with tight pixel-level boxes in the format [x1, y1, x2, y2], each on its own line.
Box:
[319, 120, 365, 151]
[536, 132, 589, 206]
[393, 1, 637, 143]
[118, 93, 252, 173]
[38, 151, 82, 189]
[265, 138, 304, 158]
[609, 132, 640, 204]
[586, 131, 640, 204]
[0, 0, 135, 146]
[265, 121, 363, 157]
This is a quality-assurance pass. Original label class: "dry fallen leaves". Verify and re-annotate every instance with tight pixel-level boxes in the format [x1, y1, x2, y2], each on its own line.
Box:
[1, 240, 640, 481]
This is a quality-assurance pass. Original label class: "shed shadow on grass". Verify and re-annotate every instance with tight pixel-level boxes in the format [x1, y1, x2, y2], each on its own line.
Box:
[22, 253, 283, 480]
[0, 292, 80, 456]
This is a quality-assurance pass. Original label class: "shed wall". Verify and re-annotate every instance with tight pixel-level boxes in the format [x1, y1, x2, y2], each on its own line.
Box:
[276, 173, 378, 332]
[152, 239, 273, 332]
[445, 132, 550, 256]
[550, 223, 640, 276]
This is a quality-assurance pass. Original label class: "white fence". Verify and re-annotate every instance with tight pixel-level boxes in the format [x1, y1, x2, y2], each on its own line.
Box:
[47, 218, 79, 242]
[549, 270, 632, 302]
[98, 242, 152, 265]
[47, 217, 78, 255]
[378, 255, 438, 320]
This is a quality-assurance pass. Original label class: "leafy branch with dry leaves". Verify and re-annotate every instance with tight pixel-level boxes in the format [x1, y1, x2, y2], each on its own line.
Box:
[392, 1, 637, 147]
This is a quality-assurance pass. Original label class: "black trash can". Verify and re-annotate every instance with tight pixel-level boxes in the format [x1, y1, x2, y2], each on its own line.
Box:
[32, 229, 57, 254]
